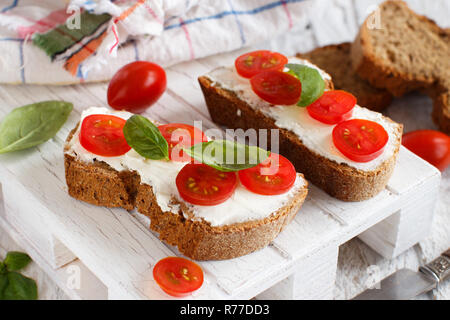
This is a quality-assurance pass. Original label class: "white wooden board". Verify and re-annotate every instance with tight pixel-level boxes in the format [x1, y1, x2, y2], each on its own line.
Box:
[1, 0, 448, 299]
[0, 49, 441, 299]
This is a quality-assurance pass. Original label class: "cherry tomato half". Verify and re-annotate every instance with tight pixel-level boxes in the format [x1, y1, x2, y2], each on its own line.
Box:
[79, 114, 131, 157]
[176, 163, 237, 206]
[235, 50, 288, 78]
[332, 119, 389, 162]
[307, 90, 357, 125]
[153, 257, 204, 297]
[107, 61, 166, 114]
[238, 153, 296, 195]
[250, 70, 302, 105]
[158, 124, 208, 162]
[402, 130, 450, 171]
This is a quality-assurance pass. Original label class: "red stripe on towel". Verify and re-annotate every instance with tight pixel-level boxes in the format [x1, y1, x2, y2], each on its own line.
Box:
[281, 1, 293, 29]
[179, 18, 195, 60]
[17, 9, 70, 38]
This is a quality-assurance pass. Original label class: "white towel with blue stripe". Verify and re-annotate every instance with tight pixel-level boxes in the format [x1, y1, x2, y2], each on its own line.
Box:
[0, 0, 311, 84]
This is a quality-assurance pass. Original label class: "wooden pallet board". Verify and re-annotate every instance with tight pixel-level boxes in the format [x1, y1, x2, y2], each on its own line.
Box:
[0, 51, 441, 300]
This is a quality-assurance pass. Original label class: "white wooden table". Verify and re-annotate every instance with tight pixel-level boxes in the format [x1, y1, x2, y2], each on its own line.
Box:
[0, 0, 449, 300]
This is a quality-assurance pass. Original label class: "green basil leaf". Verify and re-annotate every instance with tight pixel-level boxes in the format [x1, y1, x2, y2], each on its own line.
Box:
[2, 272, 37, 300]
[285, 63, 325, 107]
[0, 273, 8, 299]
[123, 115, 169, 160]
[4, 252, 32, 272]
[0, 100, 73, 154]
[0, 262, 6, 274]
[184, 140, 270, 172]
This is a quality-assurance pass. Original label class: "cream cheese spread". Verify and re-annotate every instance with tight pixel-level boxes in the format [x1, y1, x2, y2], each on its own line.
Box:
[204, 57, 401, 172]
[65, 107, 306, 227]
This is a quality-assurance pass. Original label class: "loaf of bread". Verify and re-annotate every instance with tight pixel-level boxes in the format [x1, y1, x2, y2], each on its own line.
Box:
[351, 0, 450, 133]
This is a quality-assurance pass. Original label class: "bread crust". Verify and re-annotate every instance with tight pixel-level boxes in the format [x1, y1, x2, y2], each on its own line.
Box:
[433, 91, 450, 134]
[64, 128, 308, 260]
[351, 0, 450, 133]
[198, 76, 402, 202]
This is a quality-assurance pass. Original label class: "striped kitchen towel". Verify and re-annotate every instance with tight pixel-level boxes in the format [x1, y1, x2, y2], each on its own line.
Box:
[0, 0, 312, 85]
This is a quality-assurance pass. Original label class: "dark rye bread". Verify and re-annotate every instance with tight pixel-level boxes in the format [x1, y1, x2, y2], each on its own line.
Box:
[198, 75, 402, 202]
[351, 0, 450, 133]
[298, 43, 393, 112]
[64, 126, 308, 260]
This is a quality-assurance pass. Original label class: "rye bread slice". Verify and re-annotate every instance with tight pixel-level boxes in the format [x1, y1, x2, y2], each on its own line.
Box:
[64, 126, 308, 261]
[298, 43, 392, 112]
[351, 0, 450, 133]
[198, 75, 402, 202]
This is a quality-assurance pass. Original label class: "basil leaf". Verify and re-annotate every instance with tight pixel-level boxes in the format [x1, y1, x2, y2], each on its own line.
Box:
[0, 100, 73, 154]
[0, 262, 6, 274]
[285, 63, 325, 107]
[4, 252, 32, 272]
[2, 272, 37, 300]
[123, 115, 169, 160]
[184, 140, 270, 172]
[0, 273, 8, 299]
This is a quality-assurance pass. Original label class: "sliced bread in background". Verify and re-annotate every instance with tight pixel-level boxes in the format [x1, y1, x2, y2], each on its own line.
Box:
[298, 43, 392, 112]
[351, 0, 450, 133]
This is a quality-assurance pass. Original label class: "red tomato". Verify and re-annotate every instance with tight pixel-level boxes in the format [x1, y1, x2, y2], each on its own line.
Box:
[79, 114, 131, 157]
[238, 153, 296, 195]
[158, 124, 208, 162]
[107, 61, 166, 114]
[307, 90, 357, 124]
[153, 257, 204, 297]
[235, 50, 288, 78]
[402, 130, 450, 171]
[332, 119, 389, 162]
[176, 163, 237, 206]
[250, 70, 302, 105]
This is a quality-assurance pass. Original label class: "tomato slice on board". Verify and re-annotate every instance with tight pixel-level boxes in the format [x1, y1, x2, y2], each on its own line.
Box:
[238, 153, 296, 195]
[158, 123, 208, 162]
[332, 119, 389, 163]
[176, 163, 238, 206]
[153, 257, 204, 297]
[235, 50, 288, 78]
[307, 90, 357, 125]
[107, 61, 167, 114]
[79, 114, 131, 157]
[250, 71, 302, 105]
[402, 130, 450, 171]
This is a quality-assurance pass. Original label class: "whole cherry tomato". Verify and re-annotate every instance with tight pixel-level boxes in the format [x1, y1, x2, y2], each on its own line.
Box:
[107, 61, 166, 114]
[402, 130, 450, 171]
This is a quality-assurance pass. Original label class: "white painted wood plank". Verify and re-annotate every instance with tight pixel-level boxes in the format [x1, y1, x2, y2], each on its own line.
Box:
[0, 37, 441, 300]
[0, 148, 226, 299]
[257, 243, 338, 300]
[387, 147, 441, 195]
[0, 212, 107, 300]
[308, 186, 397, 226]
[271, 199, 341, 260]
